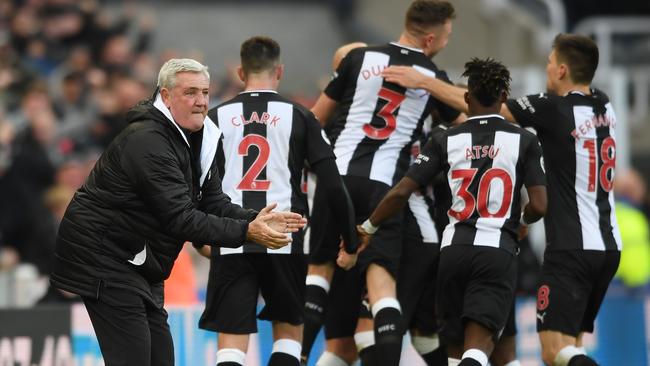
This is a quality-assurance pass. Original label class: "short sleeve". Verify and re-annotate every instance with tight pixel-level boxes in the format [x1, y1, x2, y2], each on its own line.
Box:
[522, 135, 547, 187]
[505, 93, 556, 130]
[406, 135, 443, 187]
[324, 50, 358, 101]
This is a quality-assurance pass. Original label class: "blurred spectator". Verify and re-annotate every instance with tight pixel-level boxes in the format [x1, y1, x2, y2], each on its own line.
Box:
[164, 245, 200, 306]
[614, 169, 650, 290]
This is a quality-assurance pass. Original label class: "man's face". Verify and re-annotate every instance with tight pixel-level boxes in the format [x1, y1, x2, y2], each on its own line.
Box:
[424, 20, 452, 58]
[545, 49, 561, 94]
[161, 71, 209, 132]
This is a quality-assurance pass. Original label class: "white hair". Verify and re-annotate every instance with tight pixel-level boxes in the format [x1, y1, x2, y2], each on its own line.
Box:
[157, 58, 209, 89]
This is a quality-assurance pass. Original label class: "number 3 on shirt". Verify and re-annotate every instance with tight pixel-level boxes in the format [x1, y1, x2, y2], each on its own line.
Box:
[237, 134, 271, 191]
[449, 168, 514, 221]
[582, 137, 615, 192]
[363, 87, 406, 140]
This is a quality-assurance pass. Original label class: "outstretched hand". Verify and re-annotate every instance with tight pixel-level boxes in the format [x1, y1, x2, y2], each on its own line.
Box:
[258, 203, 307, 233]
[247, 203, 307, 250]
[382, 66, 425, 89]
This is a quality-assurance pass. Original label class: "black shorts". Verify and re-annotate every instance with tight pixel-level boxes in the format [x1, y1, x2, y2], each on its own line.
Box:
[199, 253, 307, 334]
[501, 298, 517, 337]
[323, 265, 364, 339]
[436, 245, 517, 345]
[536, 249, 620, 336]
[398, 207, 440, 333]
[307, 183, 338, 263]
[310, 175, 403, 277]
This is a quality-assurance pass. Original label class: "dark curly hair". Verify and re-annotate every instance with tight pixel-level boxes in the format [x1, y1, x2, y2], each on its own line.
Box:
[462, 57, 511, 107]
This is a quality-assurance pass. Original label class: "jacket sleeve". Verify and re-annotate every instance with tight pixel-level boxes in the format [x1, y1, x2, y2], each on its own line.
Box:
[120, 128, 249, 247]
[200, 148, 258, 222]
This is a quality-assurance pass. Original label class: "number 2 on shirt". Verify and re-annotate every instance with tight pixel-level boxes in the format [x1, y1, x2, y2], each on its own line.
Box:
[582, 137, 615, 192]
[237, 134, 271, 191]
[363, 87, 406, 140]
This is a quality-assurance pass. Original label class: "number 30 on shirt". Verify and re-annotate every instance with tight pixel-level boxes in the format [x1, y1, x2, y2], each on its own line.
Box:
[449, 168, 514, 221]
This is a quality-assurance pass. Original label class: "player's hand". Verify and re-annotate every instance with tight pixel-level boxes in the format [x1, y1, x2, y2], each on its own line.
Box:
[356, 225, 371, 252]
[382, 66, 425, 89]
[194, 244, 211, 259]
[337, 241, 358, 270]
[518, 224, 529, 241]
[257, 203, 307, 233]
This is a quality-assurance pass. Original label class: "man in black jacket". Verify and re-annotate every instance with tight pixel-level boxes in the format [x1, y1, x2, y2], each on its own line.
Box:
[50, 58, 306, 366]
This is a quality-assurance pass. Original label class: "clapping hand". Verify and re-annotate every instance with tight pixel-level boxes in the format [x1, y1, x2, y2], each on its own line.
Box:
[247, 203, 307, 250]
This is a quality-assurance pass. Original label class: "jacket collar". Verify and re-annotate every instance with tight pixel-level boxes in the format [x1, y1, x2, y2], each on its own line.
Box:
[152, 90, 222, 186]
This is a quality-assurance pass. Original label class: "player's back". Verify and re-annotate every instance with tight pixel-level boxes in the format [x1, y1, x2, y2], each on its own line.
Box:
[325, 43, 447, 186]
[209, 90, 332, 255]
[506, 89, 622, 251]
[436, 114, 542, 253]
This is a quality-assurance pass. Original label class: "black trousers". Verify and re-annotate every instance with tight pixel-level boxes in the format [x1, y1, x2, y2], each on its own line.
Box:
[82, 285, 174, 366]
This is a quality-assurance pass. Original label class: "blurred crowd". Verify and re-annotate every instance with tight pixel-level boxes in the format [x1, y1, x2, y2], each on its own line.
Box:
[0, 0, 158, 280]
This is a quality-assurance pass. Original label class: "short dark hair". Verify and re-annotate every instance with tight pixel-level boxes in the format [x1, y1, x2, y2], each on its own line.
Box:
[240, 36, 280, 74]
[552, 33, 599, 84]
[405, 0, 455, 35]
[462, 57, 511, 107]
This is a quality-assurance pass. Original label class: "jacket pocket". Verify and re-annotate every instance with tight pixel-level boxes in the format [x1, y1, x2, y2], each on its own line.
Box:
[126, 241, 166, 283]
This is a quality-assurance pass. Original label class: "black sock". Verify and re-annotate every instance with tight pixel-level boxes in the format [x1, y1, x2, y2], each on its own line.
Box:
[373, 307, 403, 366]
[359, 345, 377, 366]
[568, 354, 599, 366]
[458, 358, 481, 366]
[217, 363, 242, 366]
[421, 346, 448, 366]
[302, 284, 328, 360]
[268, 352, 301, 366]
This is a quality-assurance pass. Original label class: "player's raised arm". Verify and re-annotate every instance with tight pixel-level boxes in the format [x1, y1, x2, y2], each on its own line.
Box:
[382, 65, 518, 122]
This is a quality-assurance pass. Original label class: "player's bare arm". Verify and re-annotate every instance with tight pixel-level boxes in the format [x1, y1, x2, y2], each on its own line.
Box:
[383, 65, 518, 122]
[311, 93, 337, 127]
[363, 176, 421, 234]
[522, 185, 547, 225]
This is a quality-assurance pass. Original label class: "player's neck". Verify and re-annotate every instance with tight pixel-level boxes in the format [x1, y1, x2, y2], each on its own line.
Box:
[557, 82, 591, 96]
[243, 77, 279, 92]
[396, 32, 423, 51]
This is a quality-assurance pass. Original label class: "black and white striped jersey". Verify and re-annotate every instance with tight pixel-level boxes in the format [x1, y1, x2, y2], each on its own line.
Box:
[209, 90, 334, 255]
[325, 42, 460, 186]
[506, 89, 622, 252]
[406, 131, 439, 245]
[407, 115, 546, 254]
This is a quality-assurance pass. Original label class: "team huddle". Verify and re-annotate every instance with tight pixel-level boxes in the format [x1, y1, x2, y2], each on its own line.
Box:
[50, 1, 621, 366]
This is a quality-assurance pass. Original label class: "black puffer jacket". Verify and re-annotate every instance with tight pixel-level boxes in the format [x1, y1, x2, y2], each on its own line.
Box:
[51, 99, 257, 306]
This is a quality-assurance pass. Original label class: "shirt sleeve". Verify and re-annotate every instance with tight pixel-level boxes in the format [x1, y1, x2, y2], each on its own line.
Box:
[522, 134, 547, 188]
[406, 135, 443, 187]
[505, 93, 556, 130]
[324, 50, 357, 101]
[304, 110, 336, 166]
